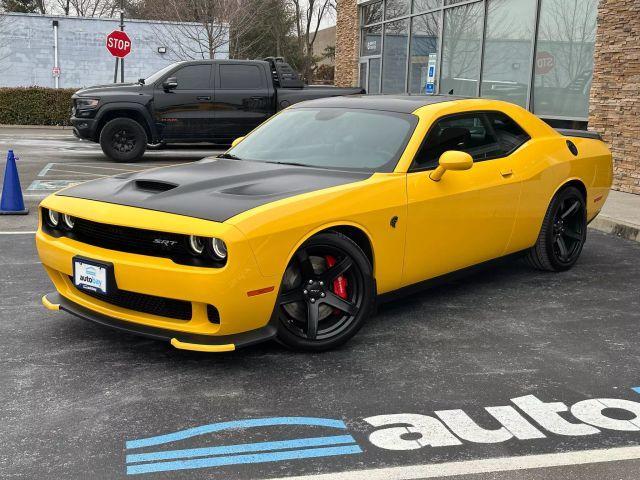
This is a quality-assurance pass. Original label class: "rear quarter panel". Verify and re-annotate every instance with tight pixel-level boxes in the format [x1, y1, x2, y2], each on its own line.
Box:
[508, 135, 613, 253]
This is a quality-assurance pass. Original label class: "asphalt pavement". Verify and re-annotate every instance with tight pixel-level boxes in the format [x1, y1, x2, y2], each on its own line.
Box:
[1, 127, 640, 479]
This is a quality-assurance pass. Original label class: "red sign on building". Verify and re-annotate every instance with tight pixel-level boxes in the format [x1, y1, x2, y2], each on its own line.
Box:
[106, 30, 132, 58]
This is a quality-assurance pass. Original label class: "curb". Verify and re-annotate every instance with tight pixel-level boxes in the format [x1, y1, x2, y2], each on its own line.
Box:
[588, 215, 640, 243]
[0, 125, 70, 130]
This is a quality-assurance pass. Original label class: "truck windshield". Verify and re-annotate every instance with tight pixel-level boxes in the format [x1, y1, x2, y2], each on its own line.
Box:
[227, 108, 418, 172]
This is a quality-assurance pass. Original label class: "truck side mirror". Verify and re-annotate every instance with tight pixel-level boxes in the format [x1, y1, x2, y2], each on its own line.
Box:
[162, 77, 178, 91]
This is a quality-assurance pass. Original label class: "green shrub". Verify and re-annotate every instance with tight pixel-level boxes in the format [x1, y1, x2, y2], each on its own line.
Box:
[0, 87, 77, 126]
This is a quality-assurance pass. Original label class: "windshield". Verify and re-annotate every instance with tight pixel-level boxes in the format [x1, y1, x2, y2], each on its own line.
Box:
[227, 108, 417, 172]
[143, 63, 183, 85]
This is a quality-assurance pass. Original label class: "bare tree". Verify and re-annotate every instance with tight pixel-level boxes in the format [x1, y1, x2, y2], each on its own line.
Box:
[288, 0, 335, 81]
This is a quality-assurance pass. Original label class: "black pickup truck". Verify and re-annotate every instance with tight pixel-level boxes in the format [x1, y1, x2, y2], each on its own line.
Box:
[70, 58, 364, 162]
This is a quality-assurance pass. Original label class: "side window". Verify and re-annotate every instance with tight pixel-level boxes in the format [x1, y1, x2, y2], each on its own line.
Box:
[486, 112, 530, 154]
[412, 113, 504, 170]
[219, 65, 264, 89]
[172, 65, 211, 90]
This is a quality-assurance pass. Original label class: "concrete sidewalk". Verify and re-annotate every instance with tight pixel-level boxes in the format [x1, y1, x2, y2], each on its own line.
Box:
[590, 190, 640, 242]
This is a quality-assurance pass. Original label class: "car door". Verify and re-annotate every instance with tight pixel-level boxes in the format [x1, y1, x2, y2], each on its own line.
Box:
[153, 63, 214, 140]
[402, 111, 528, 286]
[213, 62, 271, 142]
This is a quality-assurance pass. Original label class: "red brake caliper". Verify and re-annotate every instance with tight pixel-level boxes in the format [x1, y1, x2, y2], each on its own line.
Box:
[325, 255, 348, 302]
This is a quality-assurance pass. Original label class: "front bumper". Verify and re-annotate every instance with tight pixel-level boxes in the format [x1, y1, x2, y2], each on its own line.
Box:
[70, 116, 97, 141]
[43, 292, 277, 351]
[37, 196, 281, 351]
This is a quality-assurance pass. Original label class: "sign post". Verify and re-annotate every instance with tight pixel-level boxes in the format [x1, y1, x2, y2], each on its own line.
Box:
[106, 8, 130, 83]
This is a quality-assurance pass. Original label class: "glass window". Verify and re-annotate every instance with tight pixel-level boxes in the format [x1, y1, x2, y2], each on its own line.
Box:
[369, 58, 382, 94]
[382, 19, 409, 93]
[228, 108, 418, 172]
[409, 13, 439, 94]
[413, 113, 505, 169]
[486, 111, 530, 153]
[361, 1, 383, 25]
[412, 0, 441, 14]
[219, 64, 264, 89]
[481, 0, 536, 107]
[533, 0, 598, 118]
[385, 0, 409, 20]
[172, 65, 211, 90]
[440, 2, 484, 96]
[361, 25, 382, 56]
[359, 62, 367, 90]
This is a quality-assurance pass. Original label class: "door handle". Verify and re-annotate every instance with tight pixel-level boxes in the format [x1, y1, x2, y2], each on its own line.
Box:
[500, 169, 513, 177]
[197, 96, 211, 101]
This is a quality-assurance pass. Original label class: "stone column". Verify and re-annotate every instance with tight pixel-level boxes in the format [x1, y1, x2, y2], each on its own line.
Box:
[335, 0, 360, 87]
[589, 0, 640, 194]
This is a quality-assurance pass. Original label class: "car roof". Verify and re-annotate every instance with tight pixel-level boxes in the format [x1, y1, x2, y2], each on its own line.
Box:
[290, 94, 470, 114]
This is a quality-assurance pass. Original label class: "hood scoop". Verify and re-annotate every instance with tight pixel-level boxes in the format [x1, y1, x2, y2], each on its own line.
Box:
[134, 179, 178, 193]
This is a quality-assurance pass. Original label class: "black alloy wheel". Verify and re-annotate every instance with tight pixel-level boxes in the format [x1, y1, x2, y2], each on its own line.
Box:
[527, 186, 587, 271]
[112, 128, 137, 153]
[275, 232, 375, 351]
[99, 117, 147, 162]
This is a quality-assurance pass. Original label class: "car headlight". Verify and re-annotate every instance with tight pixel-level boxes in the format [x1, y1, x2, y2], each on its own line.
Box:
[188, 235, 205, 255]
[211, 238, 227, 260]
[75, 98, 99, 109]
[62, 214, 75, 230]
[46, 209, 60, 228]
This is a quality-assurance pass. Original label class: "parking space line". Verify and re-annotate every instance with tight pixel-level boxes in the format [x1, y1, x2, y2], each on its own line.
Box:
[46, 168, 110, 177]
[0, 231, 36, 235]
[263, 445, 640, 480]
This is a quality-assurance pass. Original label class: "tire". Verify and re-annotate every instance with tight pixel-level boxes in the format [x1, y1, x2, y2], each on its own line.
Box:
[99, 118, 147, 162]
[526, 186, 587, 272]
[275, 232, 375, 352]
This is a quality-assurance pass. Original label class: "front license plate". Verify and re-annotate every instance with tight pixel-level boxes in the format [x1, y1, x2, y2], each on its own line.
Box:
[73, 258, 109, 295]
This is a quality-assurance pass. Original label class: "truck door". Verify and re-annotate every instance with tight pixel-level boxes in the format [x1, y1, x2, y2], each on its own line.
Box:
[213, 62, 271, 142]
[153, 63, 214, 140]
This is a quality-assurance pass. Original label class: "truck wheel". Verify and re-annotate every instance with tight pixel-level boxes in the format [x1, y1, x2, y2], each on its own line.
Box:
[99, 118, 147, 162]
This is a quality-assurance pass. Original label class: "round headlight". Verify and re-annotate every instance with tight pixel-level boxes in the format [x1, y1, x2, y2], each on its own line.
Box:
[211, 238, 227, 259]
[62, 214, 75, 229]
[47, 210, 60, 227]
[189, 235, 205, 255]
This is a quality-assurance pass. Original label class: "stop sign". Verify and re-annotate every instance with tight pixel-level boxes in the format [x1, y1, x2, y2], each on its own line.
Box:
[106, 30, 132, 58]
[535, 51, 555, 75]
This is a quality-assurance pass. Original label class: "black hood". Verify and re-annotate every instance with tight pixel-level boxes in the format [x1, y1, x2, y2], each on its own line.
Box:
[57, 159, 371, 222]
[74, 83, 143, 97]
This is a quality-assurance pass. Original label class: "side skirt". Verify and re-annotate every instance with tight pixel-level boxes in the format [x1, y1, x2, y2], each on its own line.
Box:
[376, 249, 530, 306]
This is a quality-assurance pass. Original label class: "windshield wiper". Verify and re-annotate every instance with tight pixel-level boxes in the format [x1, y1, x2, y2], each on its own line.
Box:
[217, 153, 242, 160]
[265, 161, 309, 167]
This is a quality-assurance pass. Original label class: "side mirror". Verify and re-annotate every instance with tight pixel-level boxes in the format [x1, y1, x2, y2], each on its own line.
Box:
[231, 136, 245, 148]
[429, 150, 473, 182]
[162, 77, 178, 91]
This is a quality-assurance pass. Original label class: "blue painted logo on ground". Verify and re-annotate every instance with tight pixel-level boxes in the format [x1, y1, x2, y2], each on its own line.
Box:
[125, 417, 362, 475]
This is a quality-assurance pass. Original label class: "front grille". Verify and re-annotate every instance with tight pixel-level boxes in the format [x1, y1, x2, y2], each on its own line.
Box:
[43, 212, 223, 267]
[71, 278, 192, 320]
[72, 217, 189, 259]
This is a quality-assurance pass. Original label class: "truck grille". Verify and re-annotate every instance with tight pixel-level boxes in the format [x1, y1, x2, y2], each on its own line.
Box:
[71, 278, 192, 320]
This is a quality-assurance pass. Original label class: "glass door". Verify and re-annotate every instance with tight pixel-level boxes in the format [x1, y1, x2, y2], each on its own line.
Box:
[360, 56, 382, 94]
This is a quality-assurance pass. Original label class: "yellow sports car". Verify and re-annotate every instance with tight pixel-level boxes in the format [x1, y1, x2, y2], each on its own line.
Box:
[37, 96, 612, 352]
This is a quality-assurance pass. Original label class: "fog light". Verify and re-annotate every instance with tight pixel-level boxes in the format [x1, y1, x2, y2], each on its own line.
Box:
[62, 214, 75, 229]
[189, 235, 205, 255]
[47, 210, 60, 227]
[211, 238, 227, 259]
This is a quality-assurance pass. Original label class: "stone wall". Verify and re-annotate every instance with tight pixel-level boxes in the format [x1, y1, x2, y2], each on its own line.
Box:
[589, 0, 640, 195]
[335, 0, 359, 87]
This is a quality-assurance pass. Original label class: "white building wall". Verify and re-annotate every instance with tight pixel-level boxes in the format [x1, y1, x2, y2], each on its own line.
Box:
[0, 13, 229, 88]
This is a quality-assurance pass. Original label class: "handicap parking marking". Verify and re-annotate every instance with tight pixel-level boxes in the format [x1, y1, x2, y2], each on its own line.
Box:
[125, 417, 362, 476]
[27, 179, 84, 191]
[634, 387, 640, 394]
